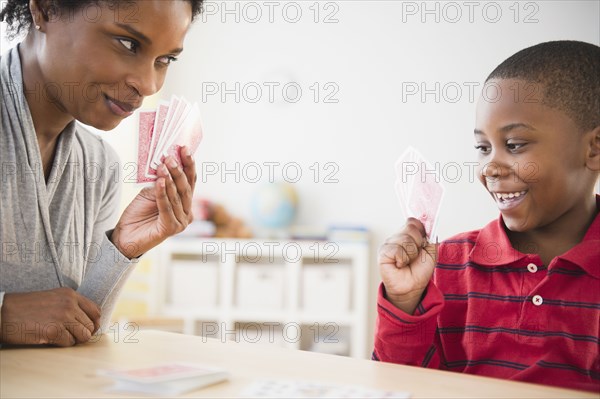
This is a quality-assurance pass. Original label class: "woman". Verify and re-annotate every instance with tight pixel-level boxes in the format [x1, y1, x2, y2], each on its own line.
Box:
[0, 0, 204, 346]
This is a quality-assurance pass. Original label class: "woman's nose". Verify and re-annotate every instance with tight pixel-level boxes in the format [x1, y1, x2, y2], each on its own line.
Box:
[126, 62, 160, 98]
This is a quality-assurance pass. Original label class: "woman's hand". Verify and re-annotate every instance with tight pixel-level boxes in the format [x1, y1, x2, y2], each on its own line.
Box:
[378, 218, 438, 314]
[0, 288, 101, 346]
[111, 147, 197, 259]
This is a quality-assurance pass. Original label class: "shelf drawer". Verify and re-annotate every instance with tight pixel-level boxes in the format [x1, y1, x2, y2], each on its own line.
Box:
[302, 264, 352, 312]
[168, 260, 219, 308]
[236, 263, 285, 310]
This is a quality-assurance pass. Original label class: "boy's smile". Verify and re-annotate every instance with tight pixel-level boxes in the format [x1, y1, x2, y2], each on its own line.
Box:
[492, 190, 528, 211]
[474, 79, 597, 237]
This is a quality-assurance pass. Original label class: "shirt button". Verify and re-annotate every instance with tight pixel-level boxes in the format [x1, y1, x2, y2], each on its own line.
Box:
[527, 263, 538, 273]
[532, 295, 543, 306]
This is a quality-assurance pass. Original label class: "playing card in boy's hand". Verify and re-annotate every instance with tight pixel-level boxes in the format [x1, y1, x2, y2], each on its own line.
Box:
[394, 147, 444, 238]
[136, 95, 204, 183]
[406, 171, 444, 238]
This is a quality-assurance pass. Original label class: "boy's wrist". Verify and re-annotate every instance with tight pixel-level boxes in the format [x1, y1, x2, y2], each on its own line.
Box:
[385, 289, 425, 315]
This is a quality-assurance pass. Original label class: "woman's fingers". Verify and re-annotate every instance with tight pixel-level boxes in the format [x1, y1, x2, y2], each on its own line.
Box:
[180, 146, 197, 193]
[155, 177, 179, 230]
[162, 154, 194, 225]
[158, 164, 186, 227]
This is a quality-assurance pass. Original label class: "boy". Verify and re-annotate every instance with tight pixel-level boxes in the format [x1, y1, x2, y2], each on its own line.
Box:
[374, 40, 599, 392]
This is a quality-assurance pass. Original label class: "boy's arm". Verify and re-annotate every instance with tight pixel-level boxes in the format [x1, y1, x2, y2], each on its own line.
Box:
[373, 281, 444, 367]
[375, 218, 443, 366]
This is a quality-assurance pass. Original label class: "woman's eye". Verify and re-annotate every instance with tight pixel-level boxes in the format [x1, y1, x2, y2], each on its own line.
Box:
[119, 38, 138, 53]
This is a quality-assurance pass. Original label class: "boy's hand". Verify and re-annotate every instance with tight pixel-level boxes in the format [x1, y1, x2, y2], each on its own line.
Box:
[378, 218, 438, 314]
[0, 288, 101, 346]
[111, 147, 196, 259]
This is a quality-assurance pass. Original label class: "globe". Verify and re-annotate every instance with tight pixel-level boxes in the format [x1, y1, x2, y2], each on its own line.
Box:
[251, 182, 298, 229]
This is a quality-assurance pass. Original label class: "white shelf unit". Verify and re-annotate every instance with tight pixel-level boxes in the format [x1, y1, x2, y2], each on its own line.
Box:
[156, 238, 370, 359]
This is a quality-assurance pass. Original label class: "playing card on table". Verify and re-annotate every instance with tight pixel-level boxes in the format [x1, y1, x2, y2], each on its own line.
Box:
[394, 147, 444, 238]
[240, 380, 410, 399]
[98, 362, 229, 396]
[136, 95, 204, 183]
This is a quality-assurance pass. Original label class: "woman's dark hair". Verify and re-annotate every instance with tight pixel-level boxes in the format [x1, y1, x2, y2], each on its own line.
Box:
[1, 0, 204, 39]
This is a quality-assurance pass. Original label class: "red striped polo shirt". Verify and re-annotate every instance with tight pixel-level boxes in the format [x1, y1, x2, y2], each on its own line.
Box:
[373, 196, 600, 393]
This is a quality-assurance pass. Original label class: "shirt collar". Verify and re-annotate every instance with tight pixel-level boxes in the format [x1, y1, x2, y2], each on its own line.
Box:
[558, 195, 600, 279]
[471, 195, 600, 278]
[471, 218, 525, 266]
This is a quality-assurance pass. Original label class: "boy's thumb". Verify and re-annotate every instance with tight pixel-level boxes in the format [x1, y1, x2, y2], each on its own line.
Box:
[422, 236, 439, 264]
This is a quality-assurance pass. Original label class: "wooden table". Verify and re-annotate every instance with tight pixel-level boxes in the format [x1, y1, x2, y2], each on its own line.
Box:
[1, 330, 596, 398]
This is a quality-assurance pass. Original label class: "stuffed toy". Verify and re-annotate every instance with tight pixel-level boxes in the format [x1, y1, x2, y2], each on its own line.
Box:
[196, 200, 253, 238]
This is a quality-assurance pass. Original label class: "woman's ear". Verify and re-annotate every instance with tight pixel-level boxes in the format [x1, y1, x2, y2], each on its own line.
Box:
[28, 0, 51, 31]
[584, 125, 600, 172]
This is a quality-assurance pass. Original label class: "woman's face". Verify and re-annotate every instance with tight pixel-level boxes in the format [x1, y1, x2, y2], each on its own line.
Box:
[36, 0, 192, 130]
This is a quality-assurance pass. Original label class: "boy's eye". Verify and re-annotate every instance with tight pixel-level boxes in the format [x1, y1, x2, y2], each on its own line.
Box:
[157, 56, 178, 67]
[474, 144, 491, 154]
[506, 142, 526, 151]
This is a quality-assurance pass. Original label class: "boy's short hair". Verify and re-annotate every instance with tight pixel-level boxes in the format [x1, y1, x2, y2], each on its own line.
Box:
[486, 40, 600, 132]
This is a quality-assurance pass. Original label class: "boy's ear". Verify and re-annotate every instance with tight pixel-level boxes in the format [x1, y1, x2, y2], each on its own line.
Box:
[584, 125, 600, 172]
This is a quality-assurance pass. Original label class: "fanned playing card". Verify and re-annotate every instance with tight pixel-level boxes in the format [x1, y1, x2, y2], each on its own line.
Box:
[137, 110, 156, 184]
[161, 103, 203, 166]
[136, 95, 204, 183]
[151, 97, 189, 169]
[144, 101, 170, 179]
[394, 147, 444, 238]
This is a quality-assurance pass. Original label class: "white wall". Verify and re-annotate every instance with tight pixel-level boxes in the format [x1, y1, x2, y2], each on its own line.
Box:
[4, 0, 599, 352]
[150, 0, 599, 347]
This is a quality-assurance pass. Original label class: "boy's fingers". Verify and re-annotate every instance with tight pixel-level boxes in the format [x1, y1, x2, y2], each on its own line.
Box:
[380, 235, 419, 268]
[378, 242, 400, 265]
[422, 241, 439, 264]
[405, 219, 427, 243]
[378, 243, 410, 271]
[395, 234, 421, 265]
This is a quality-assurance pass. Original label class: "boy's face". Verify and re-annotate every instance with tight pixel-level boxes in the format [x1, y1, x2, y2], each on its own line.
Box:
[474, 78, 594, 233]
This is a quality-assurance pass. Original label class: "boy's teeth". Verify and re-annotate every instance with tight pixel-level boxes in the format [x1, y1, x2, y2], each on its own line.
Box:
[496, 191, 526, 200]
